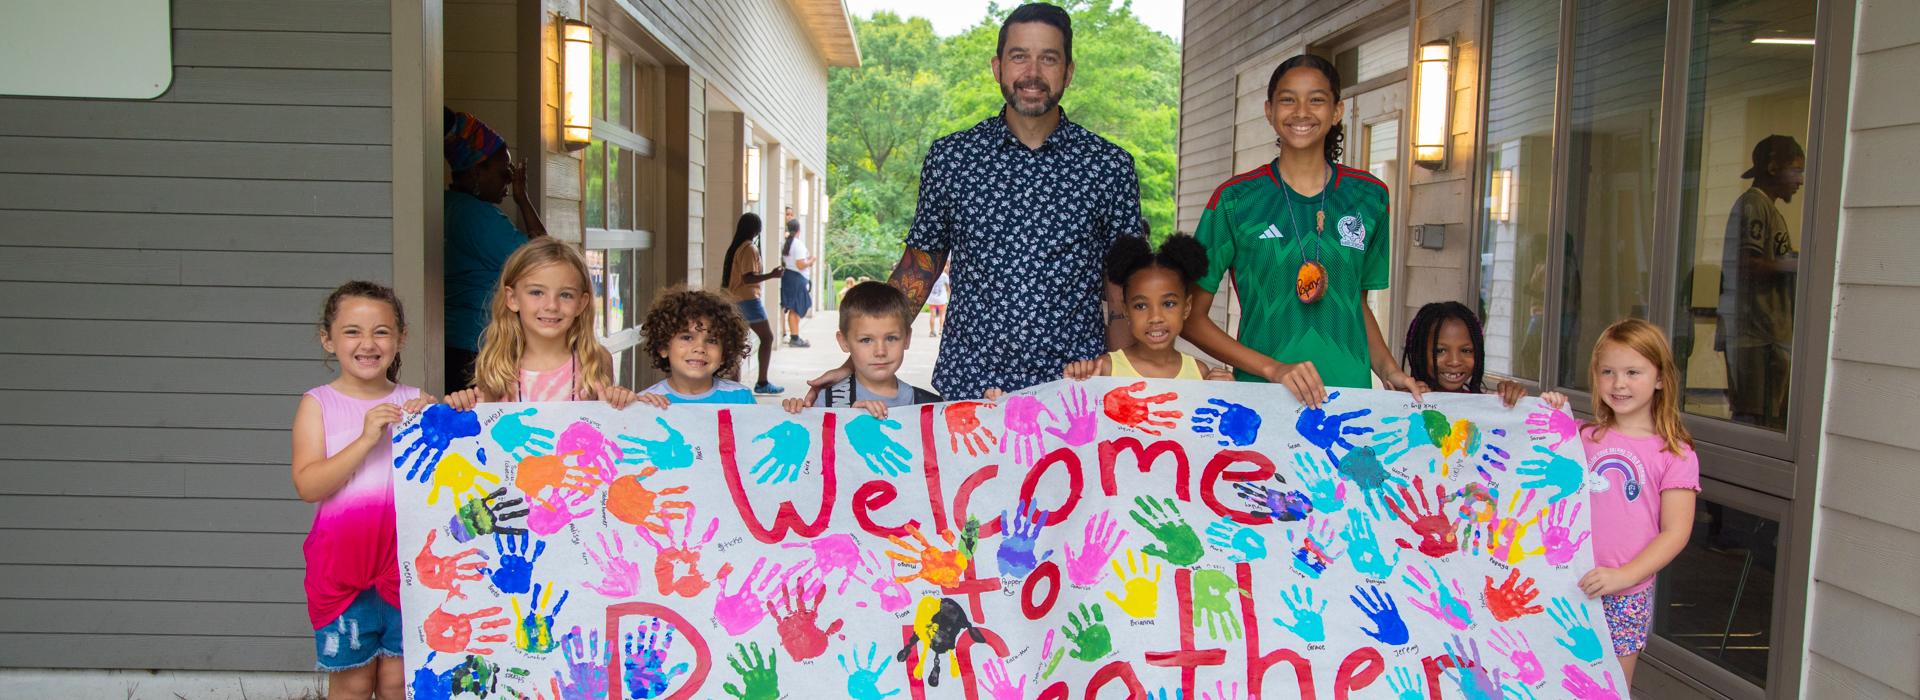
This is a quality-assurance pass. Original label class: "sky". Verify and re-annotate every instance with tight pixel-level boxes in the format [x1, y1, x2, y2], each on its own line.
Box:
[841, 0, 1183, 40]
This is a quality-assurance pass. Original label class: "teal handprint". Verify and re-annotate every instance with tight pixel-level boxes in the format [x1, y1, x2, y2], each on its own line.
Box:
[1340, 510, 1402, 580]
[1061, 603, 1112, 661]
[1203, 518, 1268, 562]
[1387, 666, 1426, 700]
[492, 408, 555, 459]
[1272, 584, 1327, 643]
[845, 414, 913, 477]
[618, 418, 694, 470]
[1293, 452, 1346, 514]
[1517, 445, 1583, 503]
[750, 421, 810, 484]
[838, 642, 898, 700]
[1129, 496, 1203, 566]
[1548, 597, 1605, 663]
[1191, 569, 1244, 641]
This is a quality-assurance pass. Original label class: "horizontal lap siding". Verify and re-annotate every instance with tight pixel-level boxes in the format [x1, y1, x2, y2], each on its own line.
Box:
[0, 0, 393, 673]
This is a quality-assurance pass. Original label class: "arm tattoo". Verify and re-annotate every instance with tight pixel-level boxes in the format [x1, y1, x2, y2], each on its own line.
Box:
[888, 247, 947, 310]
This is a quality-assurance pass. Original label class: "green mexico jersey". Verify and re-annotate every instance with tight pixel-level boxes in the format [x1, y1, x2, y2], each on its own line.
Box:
[1195, 160, 1391, 387]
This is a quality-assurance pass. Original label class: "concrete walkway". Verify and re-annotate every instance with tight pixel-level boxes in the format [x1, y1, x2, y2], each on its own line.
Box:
[743, 309, 941, 402]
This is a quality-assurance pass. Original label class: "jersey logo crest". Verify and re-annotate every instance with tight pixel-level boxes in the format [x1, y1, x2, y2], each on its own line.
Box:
[1259, 224, 1285, 240]
[1337, 215, 1366, 250]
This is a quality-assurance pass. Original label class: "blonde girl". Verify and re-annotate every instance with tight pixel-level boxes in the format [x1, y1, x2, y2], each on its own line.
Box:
[446, 237, 637, 409]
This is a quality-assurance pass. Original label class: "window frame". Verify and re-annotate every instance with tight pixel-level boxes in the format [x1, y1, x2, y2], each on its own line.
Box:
[583, 28, 655, 374]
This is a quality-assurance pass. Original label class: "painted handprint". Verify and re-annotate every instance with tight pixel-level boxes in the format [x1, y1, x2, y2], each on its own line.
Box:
[722, 642, 779, 700]
[1273, 584, 1328, 643]
[553, 626, 609, 700]
[1488, 627, 1545, 685]
[1484, 569, 1545, 621]
[1337, 446, 1406, 516]
[1063, 510, 1127, 586]
[581, 531, 642, 598]
[978, 657, 1028, 700]
[1542, 500, 1592, 566]
[1061, 602, 1113, 660]
[395, 403, 482, 481]
[485, 530, 545, 594]
[846, 413, 913, 477]
[712, 557, 783, 634]
[449, 486, 527, 542]
[1293, 451, 1346, 514]
[1350, 584, 1410, 645]
[426, 448, 501, 506]
[617, 417, 695, 470]
[749, 420, 811, 484]
[409, 652, 500, 700]
[1403, 562, 1475, 630]
[1286, 515, 1343, 578]
[1105, 548, 1163, 618]
[1371, 410, 1439, 467]
[1341, 510, 1403, 580]
[885, 523, 970, 588]
[1385, 474, 1461, 558]
[1487, 490, 1547, 565]
[1191, 397, 1262, 446]
[634, 505, 724, 598]
[1516, 444, 1583, 503]
[850, 551, 912, 612]
[515, 453, 600, 503]
[1560, 664, 1623, 700]
[510, 582, 569, 655]
[996, 499, 1055, 578]
[1444, 634, 1504, 700]
[1201, 680, 1243, 700]
[621, 618, 690, 699]
[1192, 569, 1245, 641]
[1295, 392, 1374, 464]
[1000, 394, 1055, 466]
[839, 642, 899, 700]
[527, 485, 595, 536]
[1526, 402, 1580, 449]
[783, 533, 865, 594]
[491, 407, 554, 459]
[1205, 517, 1269, 562]
[1548, 597, 1605, 663]
[1103, 381, 1182, 435]
[607, 466, 692, 535]
[768, 577, 845, 662]
[1387, 666, 1427, 700]
[1233, 473, 1312, 523]
[556, 421, 625, 480]
[1129, 495, 1203, 566]
[424, 602, 511, 655]
[896, 597, 985, 688]
[415, 529, 487, 600]
[943, 401, 998, 455]
[1045, 384, 1098, 446]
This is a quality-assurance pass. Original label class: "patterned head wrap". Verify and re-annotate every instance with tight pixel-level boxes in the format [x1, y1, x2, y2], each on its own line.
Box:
[444, 108, 506, 173]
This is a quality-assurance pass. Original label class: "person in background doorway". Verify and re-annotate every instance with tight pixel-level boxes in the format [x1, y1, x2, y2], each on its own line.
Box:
[925, 268, 950, 337]
[780, 217, 815, 348]
[443, 108, 546, 393]
[1716, 134, 1803, 430]
[722, 213, 786, 394]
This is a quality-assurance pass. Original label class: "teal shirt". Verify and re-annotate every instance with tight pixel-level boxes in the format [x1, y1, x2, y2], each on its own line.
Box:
[444, 190, 528, 351]
[640, 379, 758, 405]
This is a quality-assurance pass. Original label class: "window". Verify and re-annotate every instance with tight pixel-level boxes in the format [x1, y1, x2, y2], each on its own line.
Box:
[584, 32, 654, 382]
[1476, 0, 1559, 383]
[1653, 481, 1783, 688]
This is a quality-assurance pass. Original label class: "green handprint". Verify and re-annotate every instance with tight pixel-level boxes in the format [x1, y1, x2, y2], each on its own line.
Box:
[1061, 603, 1112, 661]
[723, 642, 780, 700]
[1191, 569, 1244, 641]
[1129, 496, 1203, 566]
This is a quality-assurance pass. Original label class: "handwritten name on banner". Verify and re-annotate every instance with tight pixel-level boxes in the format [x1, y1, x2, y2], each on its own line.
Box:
[393, 378, 1624, 700]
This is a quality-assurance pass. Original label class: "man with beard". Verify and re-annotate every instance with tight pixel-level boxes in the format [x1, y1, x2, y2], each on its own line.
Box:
[443, 109, 548, 392]
[1715, 134, 1804, 430]
[809, 3, 1143, 400]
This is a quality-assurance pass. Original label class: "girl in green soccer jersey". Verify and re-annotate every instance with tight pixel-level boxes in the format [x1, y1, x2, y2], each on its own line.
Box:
[1182, 54, 1427, 407]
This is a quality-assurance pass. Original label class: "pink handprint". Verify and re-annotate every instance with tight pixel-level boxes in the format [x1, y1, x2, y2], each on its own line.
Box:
[582, 532, 642, 598]
[1526, 403, 1579, 450]
[1561, 664, 1622, 700]
[1103, 382, 1181, 435]
[1063, 511, 1128, 586]
[556, 422, 626, 481]
[767, 578, 844, 662]
[1001, 394, 1055, 466]
[1045, 385, 1098, 447]
[848, 551, 912, 612]
[782, 533, 864, 595]
[978, 657, 1027, 700]
[944, 401, 998, 456]
[527, 486, 596, 536]
[1488, 628, 1545, 685]
[1402, 562, 1474, 630]
[424, 602, 511, 655]
[713, 557, 783, 635]
[1542, 500, 1592, 566]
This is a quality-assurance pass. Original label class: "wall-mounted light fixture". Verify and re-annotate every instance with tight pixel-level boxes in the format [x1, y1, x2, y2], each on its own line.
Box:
[561, 18, 593, 151]
[1412, 38, 1453, 170]
[1488, 168, 1514, 222]
[744, 144, 763, 203]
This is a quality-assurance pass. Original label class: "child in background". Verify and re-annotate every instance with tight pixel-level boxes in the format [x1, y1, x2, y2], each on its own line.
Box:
[635, 287, 758, 406]
[1543, 318, 1699, 685]
[783, 281, 941, 417]
[290, 282, 434, 698]
[925, 269, 951, 338]
[1401, 301, 1528, 407]
[1063, 234, 1235, 382]
[445, 237, 637, 409]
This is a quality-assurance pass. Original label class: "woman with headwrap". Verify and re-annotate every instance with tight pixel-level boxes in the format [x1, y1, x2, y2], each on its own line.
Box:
[443, 108, 548, 393]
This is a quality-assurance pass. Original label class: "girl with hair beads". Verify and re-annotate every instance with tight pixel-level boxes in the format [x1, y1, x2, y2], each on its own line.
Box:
[634, 286, 758, 407]
[1543, 318, 1699, 685]
[290, 281, 434, 698]
[1402, 301, 1528, 407]
[445, 237, 637, 409]
[1062, 234, 1234, 381]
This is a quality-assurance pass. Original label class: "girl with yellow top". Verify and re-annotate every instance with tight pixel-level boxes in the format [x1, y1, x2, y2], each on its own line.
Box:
[1065, 235, 1235, 382]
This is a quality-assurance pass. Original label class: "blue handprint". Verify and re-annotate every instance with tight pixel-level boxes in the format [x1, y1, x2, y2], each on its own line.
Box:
[1295, 391, 1374, 464]
[845, 414, 912, 477]
[1191, 398, 1262, 447]
[1351, 584, 1410, 645]
[1293, 452, 1345, 515]
[492, 408, 555, 460]
[1548, 596, 1604, 663]
[1203, 518, 1268, 562]
[1336, 446, 1406, 516]
[618, 417, 694, 470]
[395, 404, 483, 481]
[1286, 517, 1341, 578]
[750, 421, 810, 484]
[838, 642, 899, 700]
[623, 617, 690, 698]
[1517, 445, 1583, 503]
[1340, 510, 1402, 580]
[485, 531, 545, 594]
[1386, 666, 1426, 700]
[1231, 474, 1312, 523]
[554, 626, 609, 700]
[1272, 584, 1327, 642]
[996, 500, 1055, 578]
[410, 652, 453, 700]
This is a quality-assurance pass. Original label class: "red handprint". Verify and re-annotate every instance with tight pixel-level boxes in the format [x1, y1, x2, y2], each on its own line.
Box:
[1484, 569, 1545, 621]
[1386, 475, 1460, 558]
[607, 466, 692, 535]
[415, 529, 488, 600]
[944, 401, 998, 456]
[767, 577, 844, 662]
[1102, 382, 1182, 435]
[424, 603, 511, 654]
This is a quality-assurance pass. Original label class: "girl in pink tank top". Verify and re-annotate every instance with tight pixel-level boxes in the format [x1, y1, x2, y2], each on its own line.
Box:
[290, 282, 432, 697]
[444, 237, 637, 409]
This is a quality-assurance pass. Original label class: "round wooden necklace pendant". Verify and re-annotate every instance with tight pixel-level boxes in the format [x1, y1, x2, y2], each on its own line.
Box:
[1296, 260, 1328, 304]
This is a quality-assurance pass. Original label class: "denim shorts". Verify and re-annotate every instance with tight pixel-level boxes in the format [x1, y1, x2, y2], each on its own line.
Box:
[314, 587, 404, 671]
[736, 298, 768, 323]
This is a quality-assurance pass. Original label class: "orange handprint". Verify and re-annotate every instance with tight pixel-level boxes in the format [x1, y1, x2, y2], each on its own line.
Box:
[607, 466, 693, 535]
[515, 452, 600, 500]
[424, 602, 511, 654]
[885, 524, 970, 588]
[944, 401, 998, 456]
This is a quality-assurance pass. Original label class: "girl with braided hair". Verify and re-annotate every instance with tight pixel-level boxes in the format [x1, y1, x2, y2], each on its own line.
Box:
[1401, 301, 1530, 407]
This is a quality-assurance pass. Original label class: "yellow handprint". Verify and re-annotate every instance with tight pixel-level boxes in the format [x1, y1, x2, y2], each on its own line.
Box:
[1487, 490, 1546, 565]
[428, 452, 502, 506]
[1103, 549, 1163, 619]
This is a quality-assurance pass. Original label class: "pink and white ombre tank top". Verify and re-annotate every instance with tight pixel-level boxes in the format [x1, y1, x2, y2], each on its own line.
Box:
[301, 383, 421, 628]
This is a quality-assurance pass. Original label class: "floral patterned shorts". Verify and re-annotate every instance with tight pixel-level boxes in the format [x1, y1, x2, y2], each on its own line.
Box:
[1602, 589, 1654, 656]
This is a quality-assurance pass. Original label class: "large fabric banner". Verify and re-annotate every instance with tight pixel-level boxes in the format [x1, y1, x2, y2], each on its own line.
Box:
[393, 378, 1625, 700]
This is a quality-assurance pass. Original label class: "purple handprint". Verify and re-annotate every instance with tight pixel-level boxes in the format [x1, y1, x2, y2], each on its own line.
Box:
[1001, 394, 1055, 467]
[1045, 384, 1098, 447]
[1560, 664, 1622, 700]
[552, 626, 609, 700]
[713, 558, 783, 635]
[996, 499, 1054, 578]
[1526, 403, 1579, 450]
[1443, 635, 1503, 700]
[1542, 500, 1592, 566]
[623, 618, 690, 698]
[582, 532, 642, 598]
[1488, 628, 1545, 685]
[1063, 511, 1127, 586]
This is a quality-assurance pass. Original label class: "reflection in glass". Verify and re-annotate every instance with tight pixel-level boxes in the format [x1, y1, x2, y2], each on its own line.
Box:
[1654, 496, 1776, 688]
[585, 140, 606, 230]
[585, 249, 607, 340]
[1476, 0, 1557, 382]
[1673, 0, 1813, 431]
[1557, 0, 1668, 391]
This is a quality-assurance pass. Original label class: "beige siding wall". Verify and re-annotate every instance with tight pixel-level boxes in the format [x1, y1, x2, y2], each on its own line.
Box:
[1806, 2, 1920, 697]
[1401, 0, 1480, 328]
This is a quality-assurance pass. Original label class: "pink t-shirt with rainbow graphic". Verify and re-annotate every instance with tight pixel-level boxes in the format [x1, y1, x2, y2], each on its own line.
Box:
[301, 383, 422, 628]
[1580, 427, 1700, 596]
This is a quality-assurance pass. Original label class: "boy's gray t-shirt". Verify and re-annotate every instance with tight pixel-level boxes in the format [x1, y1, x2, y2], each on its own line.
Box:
[811, 377, 938, 409]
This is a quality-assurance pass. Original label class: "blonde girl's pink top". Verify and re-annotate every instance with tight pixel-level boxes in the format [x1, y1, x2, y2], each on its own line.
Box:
[301, 383, 421, 629]
[1580, 427, 1700, 596]
[518, 357, 579, 401]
